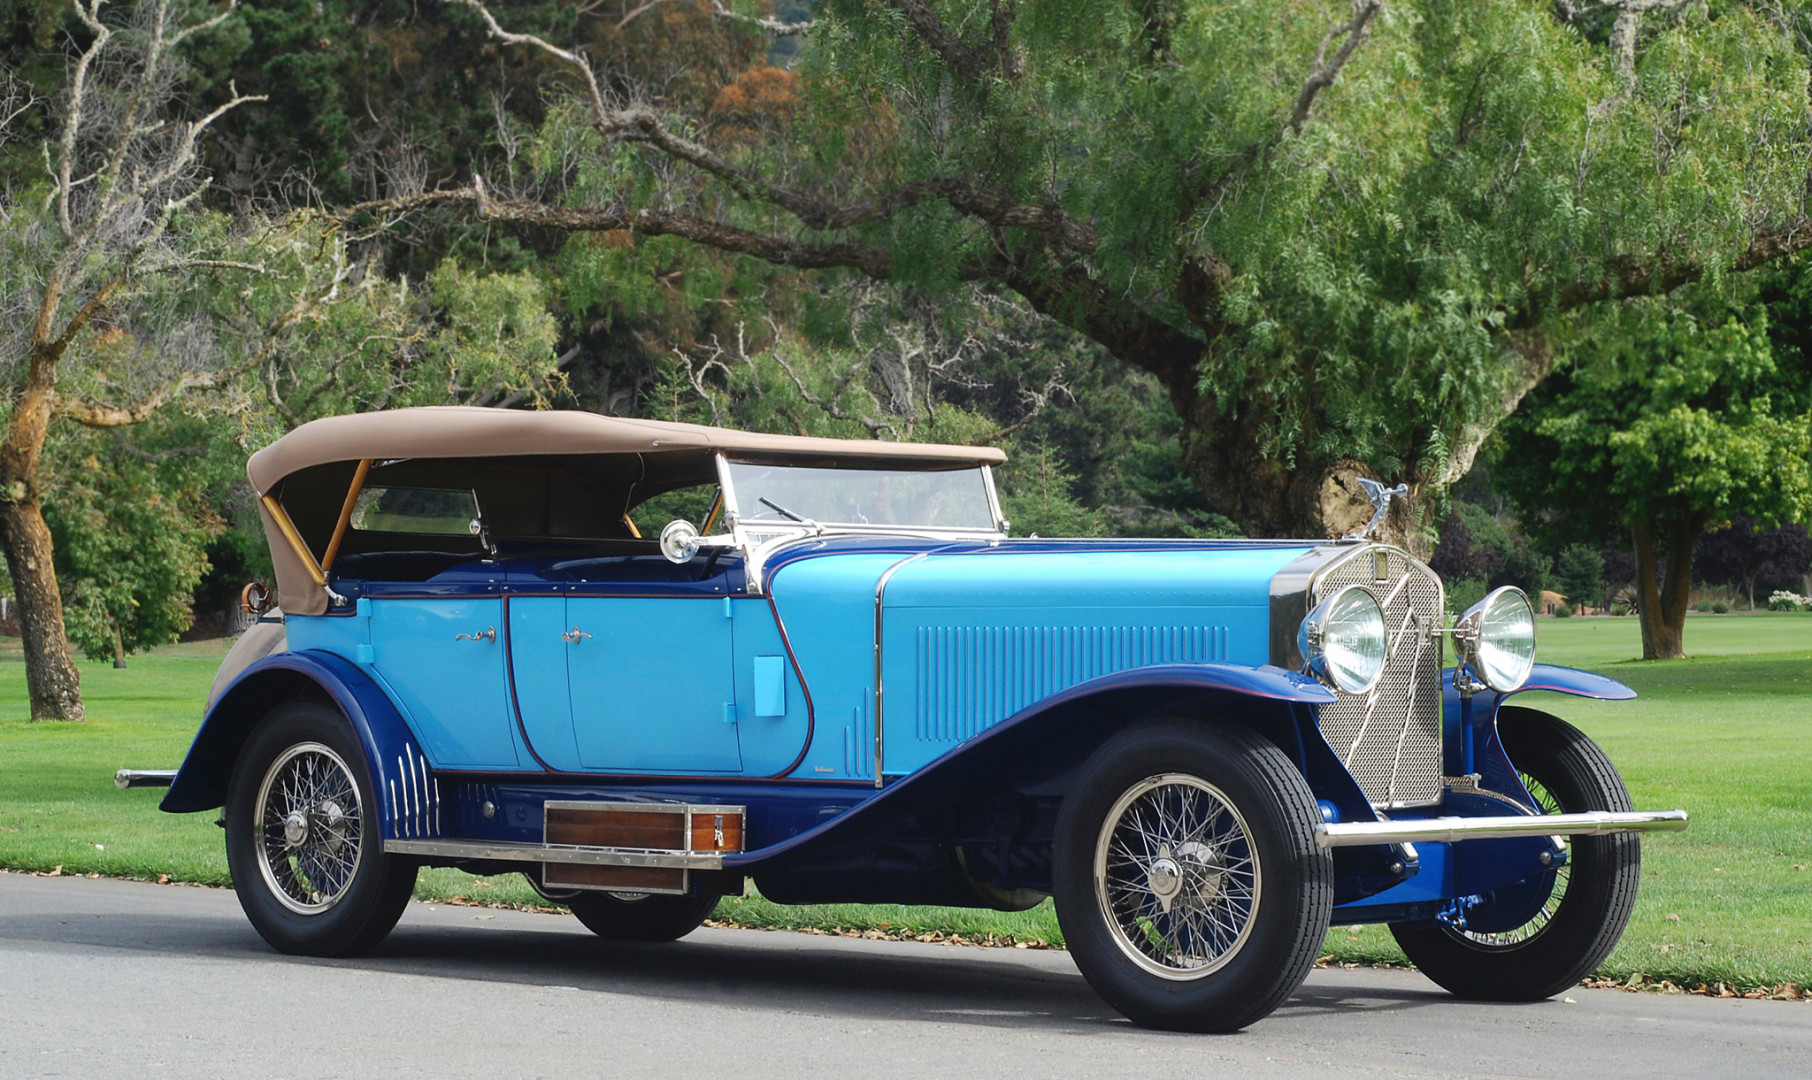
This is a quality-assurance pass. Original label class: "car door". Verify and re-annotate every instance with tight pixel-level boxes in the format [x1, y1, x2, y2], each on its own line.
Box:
[367, 596, 519, 769]
[563, 595, 742, 774]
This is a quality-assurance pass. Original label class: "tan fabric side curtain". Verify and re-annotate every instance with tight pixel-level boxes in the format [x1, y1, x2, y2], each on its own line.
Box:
[257, 499, 329, 616]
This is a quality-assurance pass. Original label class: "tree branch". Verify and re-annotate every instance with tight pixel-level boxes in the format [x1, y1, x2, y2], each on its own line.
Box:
[707, 0, 813, 37]
[339, 180, 898, 276]
[1289, 0, 1383, 136]
[1551, 220, 1812, 315]
[884, 0, 991, 82]
[59, 366, 242, 428]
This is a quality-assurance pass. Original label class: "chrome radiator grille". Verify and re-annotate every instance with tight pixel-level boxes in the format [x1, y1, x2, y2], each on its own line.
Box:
[1311, 548, 1445, 808]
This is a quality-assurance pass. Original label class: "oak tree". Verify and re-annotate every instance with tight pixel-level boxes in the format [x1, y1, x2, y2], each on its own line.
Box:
[350, 0, 1812, 553]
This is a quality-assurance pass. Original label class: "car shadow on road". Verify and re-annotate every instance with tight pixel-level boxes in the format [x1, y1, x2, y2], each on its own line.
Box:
[2, 893, 1461, 1036]
[365, 918, 1464, 1033]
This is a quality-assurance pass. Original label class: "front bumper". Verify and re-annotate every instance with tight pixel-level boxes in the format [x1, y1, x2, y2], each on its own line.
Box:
[1314, 809, 1688, 848]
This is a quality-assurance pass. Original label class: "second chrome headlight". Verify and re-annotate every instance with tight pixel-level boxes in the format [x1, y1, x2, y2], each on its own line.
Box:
[1455, 586, 1536, 691]
[1299, 584, 1388, 694]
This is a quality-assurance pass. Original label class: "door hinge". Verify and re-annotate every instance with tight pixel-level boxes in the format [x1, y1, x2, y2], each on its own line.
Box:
[722, 703, 738, 724]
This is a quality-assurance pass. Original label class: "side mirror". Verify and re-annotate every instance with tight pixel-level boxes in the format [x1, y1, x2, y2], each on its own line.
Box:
[660, 519, 701, 564]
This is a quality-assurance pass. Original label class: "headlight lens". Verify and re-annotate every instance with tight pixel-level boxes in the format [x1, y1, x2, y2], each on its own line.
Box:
[1456, 586, 1536, 691]
[1298, 584, 1388, 694]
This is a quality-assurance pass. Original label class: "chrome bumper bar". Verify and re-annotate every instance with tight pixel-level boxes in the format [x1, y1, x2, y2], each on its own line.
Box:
[1314, 809, 1688, 849]
[385, 838, 725, 870]
[114, 769, 177, 790]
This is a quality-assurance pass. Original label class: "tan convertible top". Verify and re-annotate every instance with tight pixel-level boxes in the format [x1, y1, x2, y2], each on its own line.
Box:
[250, 407, 1005, 614]
[249, 406, 1004, 492]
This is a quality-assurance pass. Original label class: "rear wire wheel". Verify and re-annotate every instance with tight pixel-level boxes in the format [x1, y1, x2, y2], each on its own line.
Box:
[1053, 722, 1333, 1032]
[225, 701, 418, 956]
[566, 888, 722, 942]
[1389, 707, 1641, 1000]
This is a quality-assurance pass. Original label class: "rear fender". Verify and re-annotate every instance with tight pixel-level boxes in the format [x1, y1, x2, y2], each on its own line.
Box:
[734, 663, 1341, 873]
[160, 651, 443, 840]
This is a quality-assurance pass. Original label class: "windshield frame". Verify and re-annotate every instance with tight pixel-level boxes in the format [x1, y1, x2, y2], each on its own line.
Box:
[712, 453, 1007, 588]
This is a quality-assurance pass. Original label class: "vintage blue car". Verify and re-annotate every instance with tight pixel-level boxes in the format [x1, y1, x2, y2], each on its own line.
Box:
[141, 407, 1686, 1031]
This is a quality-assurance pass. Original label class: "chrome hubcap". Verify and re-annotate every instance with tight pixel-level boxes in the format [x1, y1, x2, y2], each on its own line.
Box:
[1093, 773, 1262, 980]
[255, 742, 365, 915]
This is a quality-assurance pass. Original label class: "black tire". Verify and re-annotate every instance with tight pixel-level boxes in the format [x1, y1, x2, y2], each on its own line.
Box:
[1052, 722, 1334, 1032]
[1390, 707, 1641, 1001]
[225, 700, 418, 957]
[565, 888, 722, 942]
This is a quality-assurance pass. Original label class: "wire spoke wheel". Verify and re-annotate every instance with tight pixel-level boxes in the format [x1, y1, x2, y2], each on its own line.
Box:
[1456, 771, 1569, 947]
[1388, 707, 1642, 1002]
[1093, 773, 1262, 980]
[254, 741, 364, 915]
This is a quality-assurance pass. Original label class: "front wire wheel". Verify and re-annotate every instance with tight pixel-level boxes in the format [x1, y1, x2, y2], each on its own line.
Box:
[1453, 770, 1569, 948]
[1054, 722, 1333, 1032]
[1095, 774, 1262, 979]
[1389, 707, 1641, 1001]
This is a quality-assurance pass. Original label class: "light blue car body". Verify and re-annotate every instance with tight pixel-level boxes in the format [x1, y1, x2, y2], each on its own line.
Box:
[166, 525, 1630, 922]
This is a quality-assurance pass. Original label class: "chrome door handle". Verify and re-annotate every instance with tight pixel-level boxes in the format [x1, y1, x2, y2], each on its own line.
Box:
[455, 626, 496, 643]
[561, 627, 593, 643]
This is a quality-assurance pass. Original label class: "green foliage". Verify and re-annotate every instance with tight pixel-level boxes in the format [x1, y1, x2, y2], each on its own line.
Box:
[510, 0, 1812, 528]
[1557, 543, 1607, 610]
[1444, 576, 1488, 620]
[997, 445, 1104, 539]
[1502, 302, 1812, 546]
[228, 219, 564, 434]
[1554, 602, 1573, 618]
[42, 432, 222, 661]
[1430, 499, 1550, 597]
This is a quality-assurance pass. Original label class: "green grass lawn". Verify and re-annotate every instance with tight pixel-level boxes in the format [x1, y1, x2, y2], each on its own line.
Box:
[3, 613, 1808, 989]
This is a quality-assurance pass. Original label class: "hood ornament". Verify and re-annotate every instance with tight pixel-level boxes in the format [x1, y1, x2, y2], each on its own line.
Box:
[1345, 477, 1408, 541]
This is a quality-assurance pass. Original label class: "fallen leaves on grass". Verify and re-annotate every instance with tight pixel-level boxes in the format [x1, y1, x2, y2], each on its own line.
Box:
[1581, 974, 1809, 1001]
[433, 894, 565, 915]
[1314, 955, 1400, 970]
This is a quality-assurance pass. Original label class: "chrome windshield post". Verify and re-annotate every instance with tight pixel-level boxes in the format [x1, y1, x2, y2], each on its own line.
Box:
[980, 464, 1009, 537]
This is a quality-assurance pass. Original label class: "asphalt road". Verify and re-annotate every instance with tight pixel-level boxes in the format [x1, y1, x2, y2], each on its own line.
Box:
[2, 873, 1807, 1080]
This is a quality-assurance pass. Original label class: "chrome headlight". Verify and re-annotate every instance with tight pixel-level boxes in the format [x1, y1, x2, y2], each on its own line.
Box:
[1298, 584, 1388, 694]
[1455, 586, 1536, 691]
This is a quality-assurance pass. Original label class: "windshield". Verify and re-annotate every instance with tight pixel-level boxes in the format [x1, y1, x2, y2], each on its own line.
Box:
[726, 461, 997, 532]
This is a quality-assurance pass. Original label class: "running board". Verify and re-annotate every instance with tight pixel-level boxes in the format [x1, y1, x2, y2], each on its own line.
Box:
[384, 838, 727, 870]
[1314, 809, 1688, 848]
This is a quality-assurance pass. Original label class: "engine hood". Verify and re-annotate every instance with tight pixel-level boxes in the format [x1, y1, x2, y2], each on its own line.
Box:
[765, 538, 1324, 780]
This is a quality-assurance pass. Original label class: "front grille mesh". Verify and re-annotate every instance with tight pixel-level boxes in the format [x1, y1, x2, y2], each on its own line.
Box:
[1313, 549, 1445, 808]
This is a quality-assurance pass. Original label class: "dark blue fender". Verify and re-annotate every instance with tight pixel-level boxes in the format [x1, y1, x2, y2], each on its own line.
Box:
[1444, 662, 1636, 798]
[1331, 663, 1643, 923]
[730, 663, 1336, 872]
[160, 650, 443, 840]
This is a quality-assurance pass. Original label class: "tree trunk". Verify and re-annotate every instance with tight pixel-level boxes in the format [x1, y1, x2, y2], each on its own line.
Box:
[1178, 410, 1433, 558]
[0, 364, 84, 721]
[0, 496, 85, 719]
[1632, 516, 1704, 661]
[111, 620, 127, 669]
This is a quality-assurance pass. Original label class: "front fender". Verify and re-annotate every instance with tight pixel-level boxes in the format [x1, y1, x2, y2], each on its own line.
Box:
[1443, 662, 1636, 804]
[160, 651, 442, 840]
[733, 663, 1336, 871]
